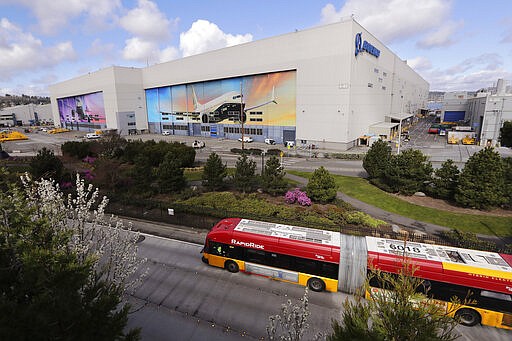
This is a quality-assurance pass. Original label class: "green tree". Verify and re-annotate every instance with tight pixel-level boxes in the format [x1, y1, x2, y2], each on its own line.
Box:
[131, 154, 154, 193]
[0, 179, 140, 340]
[262, 156, 288, 196]
[233, 153, 257, 193]
[363, 140, 392, 179]
[202, 152, 227, 191]
[328, 267, 458, 341]
[503, 157, 512, 208]
[499, 121, 512, 147]
[156, 152, 187, 193]
[455, 147, 506, 209]
[383, 149, 433, 195]
[29, 147, 64, 181]
[306, 166, 337, 203]
[429, 159, 460, 200]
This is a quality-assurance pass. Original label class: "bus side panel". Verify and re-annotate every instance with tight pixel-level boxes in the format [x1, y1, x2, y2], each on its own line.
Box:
[297, 273, 338, 293]
[204, 253, 246, 272]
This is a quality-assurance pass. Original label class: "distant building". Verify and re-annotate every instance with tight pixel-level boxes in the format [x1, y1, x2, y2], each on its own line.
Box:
[49, 19, 429, 150]
[0, 103, 53, 127]
[442, 79, 512, 146]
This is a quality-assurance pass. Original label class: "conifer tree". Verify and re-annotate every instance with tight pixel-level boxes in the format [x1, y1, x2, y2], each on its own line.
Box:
[455, 147, 505, 209]
[430, 159, 460, 200]
[363, 139, 391, 179]
[202, 152, 227, 191]
[328, 266, 458, 341]
[233, 153, 257, 193]
[262, 155, 288, 196]
[306, 166, 337, 203]
[156, 152, 186, 193]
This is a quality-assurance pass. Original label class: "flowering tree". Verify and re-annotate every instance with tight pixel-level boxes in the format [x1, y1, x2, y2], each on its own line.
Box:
[20, 173, 145, 293]
[0, 173, 145, 339]
[267, 288, 320, 341]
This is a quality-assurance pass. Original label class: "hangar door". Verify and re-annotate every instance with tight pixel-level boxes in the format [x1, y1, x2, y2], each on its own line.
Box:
[443, 111, 465, 122]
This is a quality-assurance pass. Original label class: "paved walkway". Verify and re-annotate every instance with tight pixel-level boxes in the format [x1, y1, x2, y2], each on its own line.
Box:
[286, 173, 471, 236]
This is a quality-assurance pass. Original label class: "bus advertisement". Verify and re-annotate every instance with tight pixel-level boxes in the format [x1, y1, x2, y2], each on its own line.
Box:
[201, 218, 512, 330]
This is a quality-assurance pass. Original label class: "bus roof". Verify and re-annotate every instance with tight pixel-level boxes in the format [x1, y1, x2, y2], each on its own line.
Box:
[207, 218, 340, 263]
[234, 219, 341, 247]
[366, 237, 512, 294]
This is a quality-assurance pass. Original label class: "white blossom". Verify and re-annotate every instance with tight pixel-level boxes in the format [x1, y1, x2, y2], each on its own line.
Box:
[20, 173, 146, 294]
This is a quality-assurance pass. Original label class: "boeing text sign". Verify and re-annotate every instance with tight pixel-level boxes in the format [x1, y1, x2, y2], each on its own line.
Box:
[355, 32, 380, 58]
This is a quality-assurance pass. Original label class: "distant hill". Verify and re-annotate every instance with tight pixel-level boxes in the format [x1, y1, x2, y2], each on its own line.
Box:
[0, 94, 50, 109]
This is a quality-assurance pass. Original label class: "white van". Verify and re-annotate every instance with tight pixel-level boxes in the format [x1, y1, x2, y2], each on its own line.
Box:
[85, 133, 100, 139]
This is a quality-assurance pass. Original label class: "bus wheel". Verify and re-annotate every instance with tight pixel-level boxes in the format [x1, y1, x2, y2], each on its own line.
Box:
[225, 260, 239, 273]
[455, 308, 480, 326]
[307, 277, 325, 292]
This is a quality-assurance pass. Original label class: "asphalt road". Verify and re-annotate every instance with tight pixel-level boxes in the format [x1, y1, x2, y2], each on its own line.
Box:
[127, 233, 347, 340]
[126, 231, 512, 341]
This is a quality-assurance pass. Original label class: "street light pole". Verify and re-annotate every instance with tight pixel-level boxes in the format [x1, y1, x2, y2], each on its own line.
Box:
[397, 95, 404, 154]
[240, 80, 245, 150]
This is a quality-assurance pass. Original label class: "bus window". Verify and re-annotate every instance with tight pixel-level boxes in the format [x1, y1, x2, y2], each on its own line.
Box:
[246, 249, 266, 264]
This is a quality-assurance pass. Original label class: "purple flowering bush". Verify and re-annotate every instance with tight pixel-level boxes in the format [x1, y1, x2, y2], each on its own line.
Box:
[284, 188, 311, 206]
[82, 156, 96, 164]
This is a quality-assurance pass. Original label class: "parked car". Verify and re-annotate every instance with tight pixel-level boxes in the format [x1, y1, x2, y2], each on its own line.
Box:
[85, 133, 100, 139]
[238, 136, 253, 143]
[439, 129, 446, 136]
[428, 125, 440, 134]
[264, 138, 276, 145]
[192, 140, 205, 148]
[162, 130, 171, 136]
[284, 141, 295, 148]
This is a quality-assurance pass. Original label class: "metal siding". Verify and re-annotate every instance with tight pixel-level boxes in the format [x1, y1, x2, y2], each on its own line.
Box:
[444, 111, 465, 122]
[339, 234, 367, 293]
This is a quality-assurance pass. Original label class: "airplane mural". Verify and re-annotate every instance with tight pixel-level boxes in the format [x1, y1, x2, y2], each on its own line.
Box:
[189, 86, 277, 124]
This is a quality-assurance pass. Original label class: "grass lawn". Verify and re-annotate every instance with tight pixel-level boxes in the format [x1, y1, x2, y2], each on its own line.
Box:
[289, 171, 512, 237]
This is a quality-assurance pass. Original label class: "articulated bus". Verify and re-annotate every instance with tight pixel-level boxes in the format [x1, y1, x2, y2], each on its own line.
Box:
[201, 218, 512, 330]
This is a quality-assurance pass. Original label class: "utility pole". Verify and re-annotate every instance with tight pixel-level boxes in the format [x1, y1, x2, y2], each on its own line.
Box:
[240, 80, 245, 150]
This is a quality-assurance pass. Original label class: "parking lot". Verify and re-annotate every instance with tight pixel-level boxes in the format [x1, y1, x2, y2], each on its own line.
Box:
[3, 120, 511, 171]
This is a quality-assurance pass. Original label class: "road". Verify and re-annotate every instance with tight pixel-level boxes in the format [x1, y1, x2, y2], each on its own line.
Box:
[127, 233, 347, 340]
[126, 232, 512, 341]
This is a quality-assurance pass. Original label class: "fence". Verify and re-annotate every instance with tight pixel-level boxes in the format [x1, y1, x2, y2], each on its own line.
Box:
[104, 195, 511, 253]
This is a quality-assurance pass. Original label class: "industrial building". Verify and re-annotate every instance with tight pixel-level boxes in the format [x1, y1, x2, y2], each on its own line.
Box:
[442, 79, 512, 146]
[49, 18, 429, 150]
[0, 103, 53, 127]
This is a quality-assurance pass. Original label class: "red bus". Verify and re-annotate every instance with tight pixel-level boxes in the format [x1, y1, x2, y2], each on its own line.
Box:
[201, 218, 340, 292]
[201, 218, 512, 329]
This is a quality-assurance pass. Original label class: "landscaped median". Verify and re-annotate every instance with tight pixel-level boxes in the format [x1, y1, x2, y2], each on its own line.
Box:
[289, 170, 512, 238]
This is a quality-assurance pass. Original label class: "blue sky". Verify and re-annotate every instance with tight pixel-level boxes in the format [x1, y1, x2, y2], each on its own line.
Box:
[1, 0, 511, 96]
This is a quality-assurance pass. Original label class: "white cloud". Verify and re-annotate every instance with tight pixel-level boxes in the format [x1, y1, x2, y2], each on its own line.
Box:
[416, 21, 463, 49]
[407, 56, 432, 71]
[0, 18, 76, 80]
[179, 19, 252, 57]
[320, 0, 455, 45]
[122, 37, 158, 62]
[418, 53, 512, 91]
[119, 0, 177, 41]
[6, 0, 121, 35]
[158, 46, 179, 63]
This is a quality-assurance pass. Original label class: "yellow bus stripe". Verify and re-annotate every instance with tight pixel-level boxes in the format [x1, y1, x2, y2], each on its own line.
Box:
[443, 262, 512, 280]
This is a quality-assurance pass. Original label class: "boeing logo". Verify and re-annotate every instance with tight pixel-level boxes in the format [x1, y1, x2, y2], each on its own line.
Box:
[355, 32, 380, 58]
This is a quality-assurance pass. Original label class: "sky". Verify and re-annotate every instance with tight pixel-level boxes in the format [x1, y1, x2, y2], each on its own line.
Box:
[1, 0, 511, 96]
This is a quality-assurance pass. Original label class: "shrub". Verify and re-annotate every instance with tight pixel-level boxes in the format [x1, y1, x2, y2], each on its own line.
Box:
[284, 188, 311, 206]
[306, 167, 337, 203]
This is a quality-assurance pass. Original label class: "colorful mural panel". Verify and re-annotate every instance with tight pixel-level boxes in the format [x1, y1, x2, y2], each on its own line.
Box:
[145, 70, 296, 129]
[57, 92, 106, 127]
